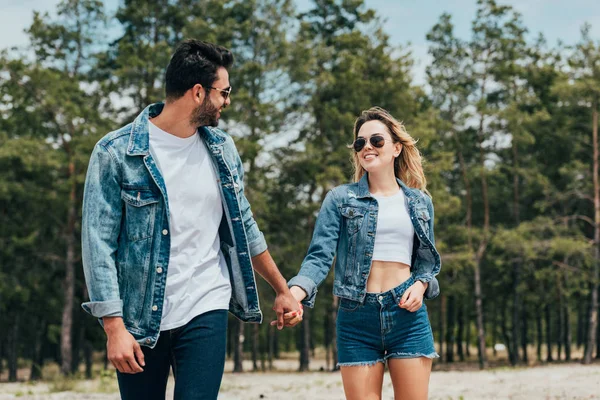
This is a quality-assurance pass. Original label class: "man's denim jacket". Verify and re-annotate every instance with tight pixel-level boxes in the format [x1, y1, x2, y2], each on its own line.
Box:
[288, 174, 441, 307]
[81, 103, 264, 347]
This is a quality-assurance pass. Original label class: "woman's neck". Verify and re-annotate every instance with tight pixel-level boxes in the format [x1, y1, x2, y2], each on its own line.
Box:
[367, 169, 399, 196]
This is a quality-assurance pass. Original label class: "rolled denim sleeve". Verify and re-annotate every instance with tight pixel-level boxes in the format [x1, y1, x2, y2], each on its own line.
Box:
[81, 143, 123, 318]
[232, 144, 268, 257]
[416, 195, 440, 300]
[288, 190, 341, 308]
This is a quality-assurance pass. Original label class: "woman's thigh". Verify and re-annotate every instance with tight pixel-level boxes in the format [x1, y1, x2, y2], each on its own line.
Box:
[340, 363, 385, 400]
[387, 357, 432, 400]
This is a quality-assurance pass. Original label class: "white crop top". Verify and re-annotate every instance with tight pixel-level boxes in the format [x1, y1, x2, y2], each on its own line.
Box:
[372, 190, 414, 265]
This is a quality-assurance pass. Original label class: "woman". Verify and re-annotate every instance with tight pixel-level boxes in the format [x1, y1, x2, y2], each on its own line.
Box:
[286, 107, 441, 399]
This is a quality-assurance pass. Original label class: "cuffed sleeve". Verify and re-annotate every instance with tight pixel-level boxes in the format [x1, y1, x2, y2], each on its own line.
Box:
[288, 275, 319, 308]
[81, 143, 123, 318]
[81, 299, 123, 318]
[415, 274, 440, 300]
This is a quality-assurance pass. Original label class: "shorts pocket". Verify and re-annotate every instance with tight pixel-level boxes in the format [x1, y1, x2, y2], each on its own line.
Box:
[339, 297, 360, 312]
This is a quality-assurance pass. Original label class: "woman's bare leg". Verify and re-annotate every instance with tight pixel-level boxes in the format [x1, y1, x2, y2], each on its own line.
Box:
[340, 363, 385, 400]
[388, 357, 432, 400]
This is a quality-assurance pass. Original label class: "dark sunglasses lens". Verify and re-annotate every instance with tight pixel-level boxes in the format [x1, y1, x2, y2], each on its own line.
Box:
[371, 136, 386, 148]
[353, 138, 366, 152]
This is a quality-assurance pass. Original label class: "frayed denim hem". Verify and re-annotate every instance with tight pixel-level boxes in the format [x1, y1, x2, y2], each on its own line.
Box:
[337, 358, 385, 367]
[384, 351, 439, 360]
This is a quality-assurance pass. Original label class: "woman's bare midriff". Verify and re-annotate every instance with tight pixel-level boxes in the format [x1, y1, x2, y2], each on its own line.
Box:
[366, 260, 411, 293]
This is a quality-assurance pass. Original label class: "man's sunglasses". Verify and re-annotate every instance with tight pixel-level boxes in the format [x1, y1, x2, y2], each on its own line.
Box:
[208, 86, 232, 100]
[353, 135, 387, 152]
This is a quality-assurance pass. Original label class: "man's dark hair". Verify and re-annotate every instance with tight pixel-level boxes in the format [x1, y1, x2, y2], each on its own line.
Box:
[165, 39, 234, 101]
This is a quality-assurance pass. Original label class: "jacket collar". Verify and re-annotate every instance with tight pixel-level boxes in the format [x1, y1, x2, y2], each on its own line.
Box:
[127, 102, 227, 156]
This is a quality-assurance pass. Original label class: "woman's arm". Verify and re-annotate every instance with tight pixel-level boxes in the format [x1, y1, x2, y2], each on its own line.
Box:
[287, 189, 342, 307]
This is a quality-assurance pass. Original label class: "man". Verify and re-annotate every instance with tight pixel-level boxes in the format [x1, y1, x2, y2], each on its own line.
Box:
[81, 39, 301, 400]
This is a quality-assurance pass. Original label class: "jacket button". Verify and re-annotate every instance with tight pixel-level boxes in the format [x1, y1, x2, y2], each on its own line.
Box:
[152, 305, 158, 311]
[145, 338, 151, 344]
[156, 267, 163, 274]
[162, 229, 168, 235]
[349, 210, 354, 217]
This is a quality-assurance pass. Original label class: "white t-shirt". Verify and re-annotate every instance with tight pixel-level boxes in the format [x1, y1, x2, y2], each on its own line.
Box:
[149, 120, 231, 331]
[372, 190, 414, 265]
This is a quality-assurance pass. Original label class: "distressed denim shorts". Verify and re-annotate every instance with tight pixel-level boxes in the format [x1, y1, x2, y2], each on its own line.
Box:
[336, 276, 439, 367]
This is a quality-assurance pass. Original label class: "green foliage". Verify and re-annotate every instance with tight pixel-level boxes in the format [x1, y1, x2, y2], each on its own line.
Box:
[1, 0, 599, 375]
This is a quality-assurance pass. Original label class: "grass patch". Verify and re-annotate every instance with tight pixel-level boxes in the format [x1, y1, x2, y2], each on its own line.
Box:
[49, 376, 77, 393]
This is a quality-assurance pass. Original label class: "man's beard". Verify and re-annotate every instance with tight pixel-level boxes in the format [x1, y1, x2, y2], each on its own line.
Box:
[190, 95, 220, 127]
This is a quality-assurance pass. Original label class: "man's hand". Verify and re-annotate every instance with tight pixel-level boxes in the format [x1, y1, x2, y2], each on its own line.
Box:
[399, 281, 428, 312]
[270, 286, 306, 328]
[271, 289, 303, 329]
[103, 317, 145, 374]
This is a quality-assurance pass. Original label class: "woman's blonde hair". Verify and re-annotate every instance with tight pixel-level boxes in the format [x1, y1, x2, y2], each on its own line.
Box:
[352, 107, 428, 192]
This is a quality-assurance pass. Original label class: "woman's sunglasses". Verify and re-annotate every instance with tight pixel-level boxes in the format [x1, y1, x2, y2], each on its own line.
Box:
[353, 135, 386, 152]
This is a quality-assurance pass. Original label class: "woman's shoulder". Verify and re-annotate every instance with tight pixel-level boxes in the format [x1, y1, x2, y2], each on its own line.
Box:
[330, 182, 360, 197]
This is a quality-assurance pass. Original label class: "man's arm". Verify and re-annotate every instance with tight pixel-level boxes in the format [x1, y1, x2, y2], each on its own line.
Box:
[229, 142, 301, 328]
[81, 143, 144, 374]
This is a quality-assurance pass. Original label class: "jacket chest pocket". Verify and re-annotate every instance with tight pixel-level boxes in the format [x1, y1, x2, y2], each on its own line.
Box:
[121, 189, 160, 241]
[341, 206, 366, 236]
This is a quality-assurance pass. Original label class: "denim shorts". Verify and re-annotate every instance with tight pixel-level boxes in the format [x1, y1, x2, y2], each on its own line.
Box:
[336, 276, 439, 367]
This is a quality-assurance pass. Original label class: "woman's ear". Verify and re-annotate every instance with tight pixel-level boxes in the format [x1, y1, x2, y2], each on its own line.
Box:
[395, 143, 403, 157]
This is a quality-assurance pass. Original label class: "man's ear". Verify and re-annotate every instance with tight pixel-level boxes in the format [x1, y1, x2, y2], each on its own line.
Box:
[193, 83, 204, 103]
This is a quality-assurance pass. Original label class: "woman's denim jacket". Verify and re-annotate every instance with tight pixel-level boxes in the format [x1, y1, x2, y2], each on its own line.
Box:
[81, 103, 264, 348]
[288, 174, 441, 307]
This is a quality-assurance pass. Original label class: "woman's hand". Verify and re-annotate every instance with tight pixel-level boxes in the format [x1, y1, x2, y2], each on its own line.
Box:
[270, 286, 306, 328]
[399, 281, 427, 312]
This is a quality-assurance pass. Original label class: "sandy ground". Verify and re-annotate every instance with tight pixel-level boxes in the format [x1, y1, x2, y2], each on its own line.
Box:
[0, 360, 599, 400]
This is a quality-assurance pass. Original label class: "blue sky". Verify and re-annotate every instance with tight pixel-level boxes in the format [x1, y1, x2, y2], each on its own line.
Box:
[3, 0, 599, 85]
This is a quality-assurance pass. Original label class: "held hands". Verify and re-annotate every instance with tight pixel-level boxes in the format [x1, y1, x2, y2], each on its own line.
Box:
[399, 281, 428, 312]
[103, 317, 145, 374]
[270, 286, 306, 328]
[270, 288, 304, 330]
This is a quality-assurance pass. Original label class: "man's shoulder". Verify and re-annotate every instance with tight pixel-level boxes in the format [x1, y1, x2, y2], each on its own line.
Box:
[95, 123, 133, 151]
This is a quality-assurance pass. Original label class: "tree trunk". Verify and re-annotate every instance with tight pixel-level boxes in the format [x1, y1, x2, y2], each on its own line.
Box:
[492, 303, 498, 358]
[60, 160, 77, 376]
[439, 294, 446, 362]
[536, 311, 542, 362]
[446, 295, 456, 362]
[268, 324, 274, 371]
[510, 142, 521, 366]
[331, 296, 339, 371]
[466, 306, 472, 358]
[577, 297, 586, 349]
[84, 340, 93, 379]
[474, 259, 487, 369]
[8, 314, 19, 382]
[457, 297, 465, 361]
[30, 319, 46, 381]
[584, 99, 599, 364]
[546, 304, 553, 362]
[565, 300, 572, 361]
[233, 320, 244, 373]
[252, 324, 259, 371]
[299, 309, 310, 371]
[501, 297, 512, 363]
[521, 306, 528, 364]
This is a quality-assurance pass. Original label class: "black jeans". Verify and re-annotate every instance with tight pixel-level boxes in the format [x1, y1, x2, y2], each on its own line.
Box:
[117, 309, 228, 400]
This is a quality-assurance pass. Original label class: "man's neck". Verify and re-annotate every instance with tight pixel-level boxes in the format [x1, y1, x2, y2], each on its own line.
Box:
[150, 101, 197, 139]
